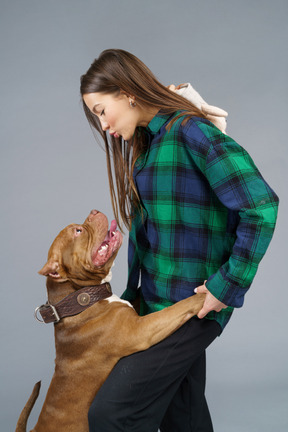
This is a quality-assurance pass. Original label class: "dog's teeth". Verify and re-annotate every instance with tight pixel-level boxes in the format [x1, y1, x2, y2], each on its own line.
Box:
[98, 244, 109, 255]
[112, 231, 116, 236]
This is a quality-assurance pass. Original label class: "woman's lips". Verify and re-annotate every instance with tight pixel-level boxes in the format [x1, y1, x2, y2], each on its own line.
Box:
[109, 131, 120, 138]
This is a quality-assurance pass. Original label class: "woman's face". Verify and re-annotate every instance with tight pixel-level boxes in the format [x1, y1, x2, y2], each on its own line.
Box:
[83, 92, 146, 140]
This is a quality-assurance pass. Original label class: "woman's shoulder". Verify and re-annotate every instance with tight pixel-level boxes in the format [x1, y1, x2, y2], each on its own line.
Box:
[164, 111, 231, 152]
[169, 113, 212, 143]
[180, 114, 220, 136]
[179, 114, 234, 148]
[179, 114, 249, 166]
[167, 111, 212, 133]
[170, 113, 242, 162]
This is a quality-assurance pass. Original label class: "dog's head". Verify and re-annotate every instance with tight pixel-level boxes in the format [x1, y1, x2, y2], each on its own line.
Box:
[39, 210, 123, 287]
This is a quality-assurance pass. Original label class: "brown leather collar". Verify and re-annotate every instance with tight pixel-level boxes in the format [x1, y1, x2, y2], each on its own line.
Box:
[34, 282, 112, 324]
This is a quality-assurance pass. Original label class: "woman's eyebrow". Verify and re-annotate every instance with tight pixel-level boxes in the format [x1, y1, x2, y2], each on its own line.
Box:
[92, 104, 101, 114]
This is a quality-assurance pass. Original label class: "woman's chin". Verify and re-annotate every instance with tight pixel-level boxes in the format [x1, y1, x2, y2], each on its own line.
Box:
[121, 130, 135, 141]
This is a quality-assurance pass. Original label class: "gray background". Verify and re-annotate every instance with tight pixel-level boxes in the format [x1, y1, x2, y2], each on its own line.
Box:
[1, 0, 287, 430]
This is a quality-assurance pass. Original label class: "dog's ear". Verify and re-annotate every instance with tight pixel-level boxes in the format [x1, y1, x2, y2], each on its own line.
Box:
[38, 259, 67, 280]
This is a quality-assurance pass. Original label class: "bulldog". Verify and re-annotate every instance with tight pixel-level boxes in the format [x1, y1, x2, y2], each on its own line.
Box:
[16, 209, 205, 432]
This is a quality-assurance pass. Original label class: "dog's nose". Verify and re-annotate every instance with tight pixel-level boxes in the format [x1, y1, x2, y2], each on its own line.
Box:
[87, 209, 99, 222]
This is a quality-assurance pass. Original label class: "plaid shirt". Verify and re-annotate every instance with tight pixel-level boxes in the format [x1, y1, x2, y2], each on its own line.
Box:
[121, 112, 279, 329]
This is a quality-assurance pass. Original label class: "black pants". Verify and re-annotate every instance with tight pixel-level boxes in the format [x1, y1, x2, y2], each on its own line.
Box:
[88, 317, 221, 432]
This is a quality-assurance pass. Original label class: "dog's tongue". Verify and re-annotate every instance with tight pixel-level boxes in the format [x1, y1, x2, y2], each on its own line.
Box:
[109, 220, 117, 238]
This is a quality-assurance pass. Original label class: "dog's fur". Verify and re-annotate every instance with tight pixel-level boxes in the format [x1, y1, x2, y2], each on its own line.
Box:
[16, 209, 205, 432]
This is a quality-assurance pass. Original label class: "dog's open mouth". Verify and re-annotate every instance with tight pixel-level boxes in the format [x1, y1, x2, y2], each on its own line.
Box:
[91, 220, 122, 267]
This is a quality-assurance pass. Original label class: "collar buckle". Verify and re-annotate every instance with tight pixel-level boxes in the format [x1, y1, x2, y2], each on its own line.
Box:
[34, 303, 60, 324]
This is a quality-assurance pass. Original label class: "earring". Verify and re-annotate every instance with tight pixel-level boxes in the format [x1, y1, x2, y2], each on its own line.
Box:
[129, 100, 137, 108]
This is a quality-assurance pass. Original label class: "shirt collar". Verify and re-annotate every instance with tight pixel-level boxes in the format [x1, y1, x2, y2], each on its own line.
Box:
[146, 111, 173, 135]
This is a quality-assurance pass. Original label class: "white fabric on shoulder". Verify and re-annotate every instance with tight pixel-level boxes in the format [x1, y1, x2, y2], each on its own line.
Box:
[174, 83, 228, 134]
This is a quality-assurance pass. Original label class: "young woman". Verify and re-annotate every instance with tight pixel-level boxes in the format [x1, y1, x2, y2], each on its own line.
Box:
[80, 49, 279, 432]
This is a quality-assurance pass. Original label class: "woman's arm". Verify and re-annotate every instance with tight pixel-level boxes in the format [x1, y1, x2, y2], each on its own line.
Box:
[184, 119, 279, 310]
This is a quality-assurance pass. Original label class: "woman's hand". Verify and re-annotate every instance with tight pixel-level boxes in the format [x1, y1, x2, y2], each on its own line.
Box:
[167, 84, 185, 91]
[194, 282, 227, 319]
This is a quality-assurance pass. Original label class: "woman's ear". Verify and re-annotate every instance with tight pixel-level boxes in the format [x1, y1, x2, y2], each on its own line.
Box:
[119, 90, 136, 100]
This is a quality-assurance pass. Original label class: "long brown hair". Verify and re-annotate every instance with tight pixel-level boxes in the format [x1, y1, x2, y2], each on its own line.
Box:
[80, 49, 206, 231]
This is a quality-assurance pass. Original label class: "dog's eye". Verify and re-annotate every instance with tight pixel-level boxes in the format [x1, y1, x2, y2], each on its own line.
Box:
[75, 228, 83, 236]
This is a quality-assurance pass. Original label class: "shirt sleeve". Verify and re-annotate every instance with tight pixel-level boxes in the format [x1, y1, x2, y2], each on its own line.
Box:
[186, 119, 279, 308]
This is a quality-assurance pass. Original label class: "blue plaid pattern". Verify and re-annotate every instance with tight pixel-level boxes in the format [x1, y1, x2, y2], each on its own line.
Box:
[121, 112, 279, 329]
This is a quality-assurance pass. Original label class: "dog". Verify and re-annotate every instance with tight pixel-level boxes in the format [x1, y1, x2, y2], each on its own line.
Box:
[16, 209, 205, 432]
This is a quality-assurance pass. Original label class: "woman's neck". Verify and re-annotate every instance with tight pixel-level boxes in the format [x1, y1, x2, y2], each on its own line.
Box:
[137, 106, 160, 128]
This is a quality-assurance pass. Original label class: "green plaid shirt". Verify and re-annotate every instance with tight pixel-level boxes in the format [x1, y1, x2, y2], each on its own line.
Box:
[121, 112, 279, 329]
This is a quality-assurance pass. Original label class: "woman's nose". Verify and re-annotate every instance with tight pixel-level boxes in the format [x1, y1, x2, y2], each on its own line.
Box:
[100, 118, 109, 131]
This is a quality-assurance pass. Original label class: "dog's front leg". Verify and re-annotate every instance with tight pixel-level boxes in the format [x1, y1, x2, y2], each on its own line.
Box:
[114, 293, 206, 356]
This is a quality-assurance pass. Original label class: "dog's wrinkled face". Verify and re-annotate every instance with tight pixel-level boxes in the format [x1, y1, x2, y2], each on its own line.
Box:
[39, 210, 123, 285]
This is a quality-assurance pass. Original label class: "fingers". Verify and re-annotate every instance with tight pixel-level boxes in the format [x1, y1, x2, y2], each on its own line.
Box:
[198, 306, 209, 319]
[175, 83, 186, 90]
[167, 84, 188, 92]
[195, 282, 228, 319]
[167, 84, 176, 91]
[198, 302, 224, 319]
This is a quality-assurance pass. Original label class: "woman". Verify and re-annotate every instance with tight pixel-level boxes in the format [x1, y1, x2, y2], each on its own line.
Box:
[80, 49, 279, 432]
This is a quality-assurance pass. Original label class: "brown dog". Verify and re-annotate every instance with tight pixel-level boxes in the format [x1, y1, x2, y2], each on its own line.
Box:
[16, 209, 205, 432]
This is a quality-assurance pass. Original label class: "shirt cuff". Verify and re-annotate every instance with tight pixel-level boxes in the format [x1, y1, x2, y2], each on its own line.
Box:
[205, 270, 250, 308]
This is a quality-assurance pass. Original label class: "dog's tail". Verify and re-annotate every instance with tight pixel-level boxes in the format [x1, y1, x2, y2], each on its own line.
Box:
[15, 381, 41, 432]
